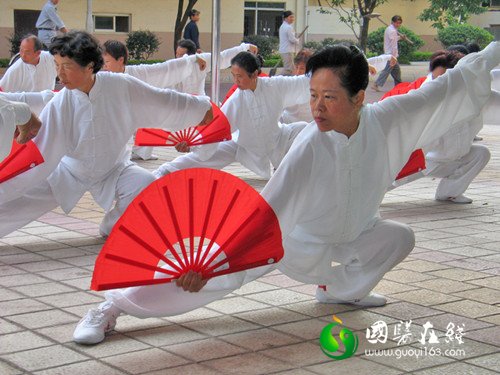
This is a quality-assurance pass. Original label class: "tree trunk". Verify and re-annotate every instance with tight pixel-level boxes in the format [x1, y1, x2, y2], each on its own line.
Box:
[174, 0, 198, 53]
[359, 18, 369, 52]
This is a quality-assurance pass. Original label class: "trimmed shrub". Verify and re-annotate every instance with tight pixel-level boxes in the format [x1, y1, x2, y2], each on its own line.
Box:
[437, 24, 493, 49]
[410, 51, 433, 61]
[304, 38, 358, 51]
[126, 30, 160, 61]
[0, 58, 10, 68]
[367, 26, 424, 64]
[8, 33, 22, 56]
[242, 35, 278, 59]
[127, 59, 164, 65]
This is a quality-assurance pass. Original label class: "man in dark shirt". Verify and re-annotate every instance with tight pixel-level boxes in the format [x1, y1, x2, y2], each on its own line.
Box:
[183, 9, 201, 52]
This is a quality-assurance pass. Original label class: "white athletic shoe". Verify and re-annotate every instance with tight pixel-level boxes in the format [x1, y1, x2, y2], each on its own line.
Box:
[315, 287, 387, 307]
[73, 301, 121, 345]
[436, 194, 473, 204]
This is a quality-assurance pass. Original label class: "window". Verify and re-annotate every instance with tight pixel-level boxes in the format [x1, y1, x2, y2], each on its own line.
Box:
[244, 1, 286, 36]
[483, 0, 500, 7]
[93, 14, 130, 33]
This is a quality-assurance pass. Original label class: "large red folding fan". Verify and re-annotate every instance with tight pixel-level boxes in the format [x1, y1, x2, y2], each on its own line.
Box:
[91, 168, 284, 291]
[135, 102, 231, 147]
[0, 140, 44, 183]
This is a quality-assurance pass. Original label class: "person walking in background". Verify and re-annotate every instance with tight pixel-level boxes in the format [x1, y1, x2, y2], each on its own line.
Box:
[183, 9, 201, 53]
[372, 15, 404, 91]
[36, 0, 68, 48]
[279, 11, 300, 76]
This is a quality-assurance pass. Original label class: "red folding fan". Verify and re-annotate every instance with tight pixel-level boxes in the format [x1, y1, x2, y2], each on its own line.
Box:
[0, 139, 44, 183]
[91, 168, 284, 291]
[135, 102, 231, 147]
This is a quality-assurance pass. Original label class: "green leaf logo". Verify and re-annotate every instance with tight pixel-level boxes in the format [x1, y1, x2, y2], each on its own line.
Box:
[319, 316, 359, 360]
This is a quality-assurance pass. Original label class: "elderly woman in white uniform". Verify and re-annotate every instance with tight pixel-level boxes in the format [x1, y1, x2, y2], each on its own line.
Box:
[153, 51, 310, 180]
[0, 31, 213, 238]
[73, 42, 500, 345]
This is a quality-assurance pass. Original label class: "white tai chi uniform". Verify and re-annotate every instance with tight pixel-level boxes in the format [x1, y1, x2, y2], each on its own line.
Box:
[174, 43, 254, 95]
[154, 75, 310, 179]
[124, 55, 205, 160]
[0, 90, 55, 116]
[102, 42, 500, 318]
[0, 97, 31, 161]
[0, 72, 211, 238]
[391, 74, 494, 199]
[0, 51, 57, 92]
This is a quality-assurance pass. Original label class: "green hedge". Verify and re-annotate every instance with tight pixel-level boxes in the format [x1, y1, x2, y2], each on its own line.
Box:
[437, 24, 493, 49]
[0, 58, 10, 68]
[127, 59, 164, 65]
[263, 58, 282, 68]
[242, 35, 278, 59]
[410, 51, 433, 61]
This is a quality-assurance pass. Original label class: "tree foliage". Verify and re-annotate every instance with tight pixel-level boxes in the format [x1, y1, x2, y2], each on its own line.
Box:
[367, 26, 424, 64]
[315, 0, 388, 52]
[126, 30, 161, 60]
[414, 0, 487, 29]
[437, 23, 493, 48]
[174, 0, 198, 53]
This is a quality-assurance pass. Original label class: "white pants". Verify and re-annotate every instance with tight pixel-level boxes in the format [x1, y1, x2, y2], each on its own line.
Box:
[106, 264, 273, 318]
[317, 219, 414, 301]
[0, 164, 155, 238]
[131, 146, 155, 160]
[105, 219, 413, 318]
[154, 122, 308, 178]
[156, 140, 239, 176]
[426, 144, 490, 200]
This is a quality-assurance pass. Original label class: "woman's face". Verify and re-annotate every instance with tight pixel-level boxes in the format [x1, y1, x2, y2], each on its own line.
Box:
[230, 64, 257, 90]
[309, 68, 364, 135]
[54, 54, 95, 93]
[102, 53, 125, 73]
[294, 62, 306, 76]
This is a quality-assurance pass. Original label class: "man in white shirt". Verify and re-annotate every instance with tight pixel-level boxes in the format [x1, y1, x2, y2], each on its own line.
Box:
[0, 35, 57, 92]
[373, 15, 403, 91]
[278, 11, 300, 76]
[36, 0, 68, 47]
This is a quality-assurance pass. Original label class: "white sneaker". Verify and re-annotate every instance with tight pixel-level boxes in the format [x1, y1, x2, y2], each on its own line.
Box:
[315, 287, 387, 307]
[436, 194, 473, 204]
[73, 301, 121, 345]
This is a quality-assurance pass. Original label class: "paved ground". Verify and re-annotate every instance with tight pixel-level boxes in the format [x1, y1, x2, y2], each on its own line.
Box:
[1, 64, 499, 374]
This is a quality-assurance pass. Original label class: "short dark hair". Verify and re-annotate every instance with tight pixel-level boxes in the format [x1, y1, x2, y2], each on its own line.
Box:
[190, 9, 200, 17]
[22, 34, 43, 52]
[177, 39, 197, 55]
[447, 44, 469, 55]
[464, 42, 480, 53]
[306, 45, 369, 97]
[231, 51, 262, 75]
[391, 15, 402, 23]
[429, 50, 462, 72]
[294, 48, 314, 65]
[49, 31, 103, 73]
[103, 40, 128, 65]
[283, 10, 293, 19]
